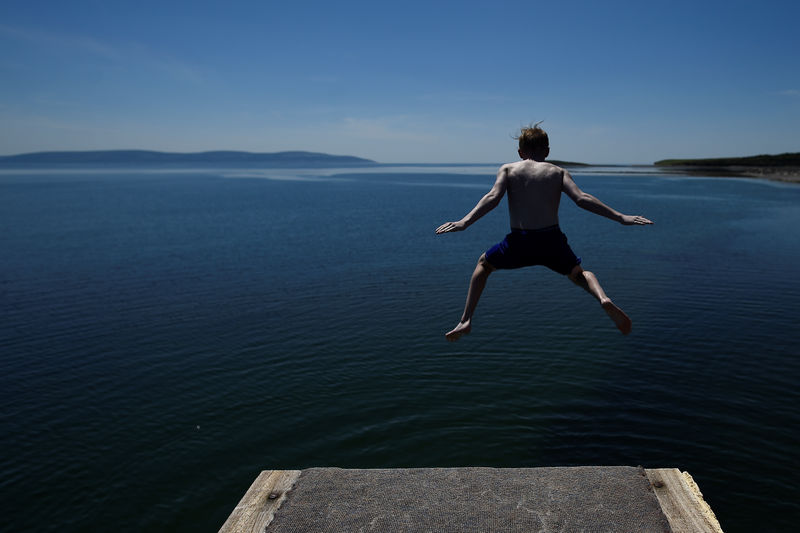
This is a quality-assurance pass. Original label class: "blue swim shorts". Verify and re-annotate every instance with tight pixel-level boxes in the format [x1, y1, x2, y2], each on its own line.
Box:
[484, 225, 581, 275]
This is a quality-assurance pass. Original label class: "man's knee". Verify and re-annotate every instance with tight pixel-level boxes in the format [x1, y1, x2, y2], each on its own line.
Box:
[568, 265, 585, 284]
[478, 253, 495, 273]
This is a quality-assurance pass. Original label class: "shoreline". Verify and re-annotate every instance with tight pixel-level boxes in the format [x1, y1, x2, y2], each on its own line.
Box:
[657, 165, 800, 184]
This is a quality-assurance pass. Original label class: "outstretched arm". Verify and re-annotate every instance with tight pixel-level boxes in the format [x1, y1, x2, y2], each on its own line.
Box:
[562, 170, 653, 225]
[436, 167, 509, 234]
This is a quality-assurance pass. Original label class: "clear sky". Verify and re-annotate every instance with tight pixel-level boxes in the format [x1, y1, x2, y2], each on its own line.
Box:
[1, 0, 798, 164]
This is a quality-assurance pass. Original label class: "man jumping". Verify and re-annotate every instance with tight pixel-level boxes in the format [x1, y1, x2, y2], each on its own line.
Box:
[436, 123, 653, 341]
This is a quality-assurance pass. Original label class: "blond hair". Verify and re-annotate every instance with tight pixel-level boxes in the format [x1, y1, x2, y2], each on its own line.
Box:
[515, 121, 549, 155]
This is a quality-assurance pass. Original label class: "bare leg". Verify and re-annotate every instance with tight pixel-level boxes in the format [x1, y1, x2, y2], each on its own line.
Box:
[568, 265, 632, 335]
[445, 254, 495, 341]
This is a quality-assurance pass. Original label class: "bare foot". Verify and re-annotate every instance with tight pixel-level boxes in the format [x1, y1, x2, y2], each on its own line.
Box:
[601, 300, 632, 335]
[445, 320, 471, 341]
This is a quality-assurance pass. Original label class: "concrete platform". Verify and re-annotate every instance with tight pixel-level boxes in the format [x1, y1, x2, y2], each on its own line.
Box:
[219, 466, 723, 532]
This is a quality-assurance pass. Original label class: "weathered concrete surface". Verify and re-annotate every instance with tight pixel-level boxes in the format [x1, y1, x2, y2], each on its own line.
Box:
[220, 466, 723, 533]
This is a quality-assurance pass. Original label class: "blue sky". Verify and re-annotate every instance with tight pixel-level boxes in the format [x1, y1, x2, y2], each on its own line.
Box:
[1, 0, 798, 163]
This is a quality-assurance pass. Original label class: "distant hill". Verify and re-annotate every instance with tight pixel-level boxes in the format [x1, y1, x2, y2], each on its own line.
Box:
[0, 150, 377, 167]
[655, 153, 800, 167]
[549, 160, 589, 167]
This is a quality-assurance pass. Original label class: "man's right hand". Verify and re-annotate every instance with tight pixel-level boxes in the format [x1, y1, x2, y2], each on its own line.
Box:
[621, 215, 653, 225]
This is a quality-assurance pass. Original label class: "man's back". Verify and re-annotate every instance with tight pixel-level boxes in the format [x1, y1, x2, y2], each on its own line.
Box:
[503, 160, 564, 230]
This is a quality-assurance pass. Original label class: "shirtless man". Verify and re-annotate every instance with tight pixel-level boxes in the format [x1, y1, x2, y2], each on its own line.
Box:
[436, 124, 652, 341]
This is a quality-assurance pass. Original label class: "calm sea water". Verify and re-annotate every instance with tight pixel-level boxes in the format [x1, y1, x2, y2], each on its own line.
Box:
[1, 165, 798, 532]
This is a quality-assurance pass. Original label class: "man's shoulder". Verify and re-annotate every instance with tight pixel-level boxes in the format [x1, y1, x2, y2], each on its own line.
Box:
[499, 161, 523, 171]
[539, 160, 565, 172]
[502, 160, 564, 175]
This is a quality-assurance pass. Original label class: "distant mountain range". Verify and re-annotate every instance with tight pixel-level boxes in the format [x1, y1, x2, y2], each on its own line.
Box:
[0, 150, 377, 167]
